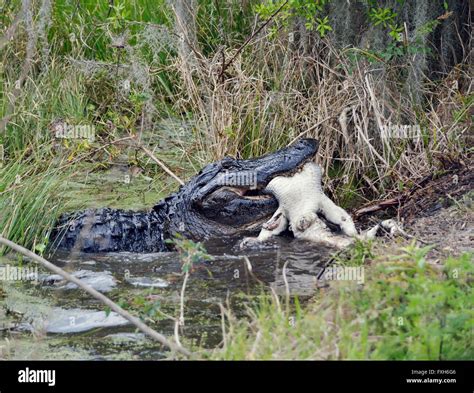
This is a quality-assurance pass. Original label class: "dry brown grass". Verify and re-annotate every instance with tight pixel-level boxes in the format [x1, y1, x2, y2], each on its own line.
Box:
[167, 23, 472, 205]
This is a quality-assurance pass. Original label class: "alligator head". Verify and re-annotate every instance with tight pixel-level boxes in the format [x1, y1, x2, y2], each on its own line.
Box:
[160, 138, 319, 241]
[52, 138, 319, 253]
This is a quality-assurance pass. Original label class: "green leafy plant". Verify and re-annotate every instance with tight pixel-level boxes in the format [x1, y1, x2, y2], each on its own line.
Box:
[255, 0, 332, 38]
[210, 247, 473, 360]
[388, 23, 404, 42]
[167, 234, 212, 273]
[335, 238, 374, 267]
[314, 16, 333, 37]
[368, 7, 397, 28]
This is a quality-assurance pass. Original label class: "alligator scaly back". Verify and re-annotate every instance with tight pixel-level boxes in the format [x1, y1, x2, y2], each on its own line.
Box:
[50, 207, 168, 253]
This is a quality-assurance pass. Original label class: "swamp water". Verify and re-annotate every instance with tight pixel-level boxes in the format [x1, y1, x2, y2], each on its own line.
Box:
[0, 234, 336, 359]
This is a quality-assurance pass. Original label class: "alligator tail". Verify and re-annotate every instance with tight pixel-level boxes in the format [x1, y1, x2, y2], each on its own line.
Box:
[50, 208, 167, 253]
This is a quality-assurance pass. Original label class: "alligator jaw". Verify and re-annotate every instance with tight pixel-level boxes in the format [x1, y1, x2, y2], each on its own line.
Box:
[187, 138, 319, 231]
[190, 138, 319, 207]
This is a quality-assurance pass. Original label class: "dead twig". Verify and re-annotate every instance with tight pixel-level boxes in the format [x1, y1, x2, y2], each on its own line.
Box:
[287, 115, 334, 146]
[174, 268, 189, 348]
[282, 260, 290, 313]
[55, 135, 136, 171]
[138, 144, 185, 186]
[354, 197, 403, 218]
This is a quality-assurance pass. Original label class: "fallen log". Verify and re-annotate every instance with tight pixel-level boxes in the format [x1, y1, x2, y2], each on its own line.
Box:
[353, 197, 404, 219]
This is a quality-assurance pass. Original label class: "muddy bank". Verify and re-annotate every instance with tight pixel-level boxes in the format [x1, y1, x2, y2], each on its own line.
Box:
[356, 161, 473, 260]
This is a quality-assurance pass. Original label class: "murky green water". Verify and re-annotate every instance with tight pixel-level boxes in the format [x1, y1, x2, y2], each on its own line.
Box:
[0, 236, 336, 359]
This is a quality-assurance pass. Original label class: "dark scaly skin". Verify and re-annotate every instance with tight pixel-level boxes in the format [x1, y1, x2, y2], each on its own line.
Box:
[50, 139, 319, 253]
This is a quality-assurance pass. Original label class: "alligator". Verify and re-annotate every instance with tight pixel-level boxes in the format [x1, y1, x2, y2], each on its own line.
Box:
[50, 138, 319, 253]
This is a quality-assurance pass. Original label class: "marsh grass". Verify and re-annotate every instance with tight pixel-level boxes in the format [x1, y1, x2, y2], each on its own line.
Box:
[208, 247, 473, 360]
[170, 35, 472, 206]
[0, 0, 471, 246]
[0, 156, 69, 254]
